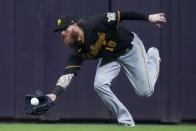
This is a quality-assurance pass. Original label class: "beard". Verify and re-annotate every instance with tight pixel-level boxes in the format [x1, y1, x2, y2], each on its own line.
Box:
[71, 31, 79, 42]
[63, 31, 81, 48]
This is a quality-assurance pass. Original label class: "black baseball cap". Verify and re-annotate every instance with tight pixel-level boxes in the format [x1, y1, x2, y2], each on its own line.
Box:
[53, 16, 77, 32]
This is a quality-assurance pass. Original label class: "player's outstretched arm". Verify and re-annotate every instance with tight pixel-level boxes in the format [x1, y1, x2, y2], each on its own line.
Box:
[47, 74, 74, 102]
[148, 13, 167, 28]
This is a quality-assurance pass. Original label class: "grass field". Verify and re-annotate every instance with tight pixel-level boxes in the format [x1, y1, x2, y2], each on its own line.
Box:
[0, 123, 196, 131]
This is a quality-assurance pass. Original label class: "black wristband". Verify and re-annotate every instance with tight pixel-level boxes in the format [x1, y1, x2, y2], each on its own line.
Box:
[52, 85, 65, 96]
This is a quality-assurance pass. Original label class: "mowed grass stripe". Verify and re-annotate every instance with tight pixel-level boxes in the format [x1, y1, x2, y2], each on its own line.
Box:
[0, 123, 195, 131]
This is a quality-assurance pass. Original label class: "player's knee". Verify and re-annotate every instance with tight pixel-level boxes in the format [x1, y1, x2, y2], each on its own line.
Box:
[94, 82, 101, 92]
[94, 83, 104, 94]
[94, 79, 110, 93]
[94, 77, 102, 88]
[135, 79, 155, 97]
[136, 86, 154, 97]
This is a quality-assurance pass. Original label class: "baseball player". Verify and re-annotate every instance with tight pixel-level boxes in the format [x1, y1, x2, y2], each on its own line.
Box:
[47, 10, 166, 126]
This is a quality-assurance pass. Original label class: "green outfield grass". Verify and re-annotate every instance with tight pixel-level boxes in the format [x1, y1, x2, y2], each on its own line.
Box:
[0, 123, 195, 131]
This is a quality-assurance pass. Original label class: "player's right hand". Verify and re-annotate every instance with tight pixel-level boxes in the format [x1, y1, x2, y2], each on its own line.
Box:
[148, 13, 167, 28]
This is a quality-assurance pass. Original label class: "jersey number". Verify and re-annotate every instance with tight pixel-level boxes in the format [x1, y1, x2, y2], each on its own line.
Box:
[105, 40, 117, 52]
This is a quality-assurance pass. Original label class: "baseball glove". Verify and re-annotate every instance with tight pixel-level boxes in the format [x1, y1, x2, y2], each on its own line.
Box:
[25, 89, 55, 115]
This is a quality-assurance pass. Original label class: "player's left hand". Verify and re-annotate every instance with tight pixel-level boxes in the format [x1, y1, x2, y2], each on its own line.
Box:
[148, 13, 167, 28]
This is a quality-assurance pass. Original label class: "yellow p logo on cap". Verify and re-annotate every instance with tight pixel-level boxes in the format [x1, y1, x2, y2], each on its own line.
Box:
[57, 19, 62, 26]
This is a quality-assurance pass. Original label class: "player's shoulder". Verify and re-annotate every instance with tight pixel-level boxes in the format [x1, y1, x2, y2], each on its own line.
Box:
[86, 15, 101, 26]
[85, 14, 107, 31]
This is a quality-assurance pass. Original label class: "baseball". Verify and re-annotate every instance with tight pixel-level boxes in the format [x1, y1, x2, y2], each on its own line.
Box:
[30, 97, 39, 106]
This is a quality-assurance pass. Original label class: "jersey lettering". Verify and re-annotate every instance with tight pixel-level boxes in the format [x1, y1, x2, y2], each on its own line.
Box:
[90, 32, 106, 56]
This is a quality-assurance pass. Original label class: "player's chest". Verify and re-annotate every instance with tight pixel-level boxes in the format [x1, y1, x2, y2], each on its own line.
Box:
[78, 31, 117, 59]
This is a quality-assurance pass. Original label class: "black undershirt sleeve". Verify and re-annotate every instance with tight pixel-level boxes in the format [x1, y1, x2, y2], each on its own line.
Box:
[120, 11, 149, 21]
[64, 52, 84, 76]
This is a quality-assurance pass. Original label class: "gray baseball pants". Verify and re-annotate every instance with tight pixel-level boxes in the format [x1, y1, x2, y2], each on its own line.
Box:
[94, 33, 160, 126]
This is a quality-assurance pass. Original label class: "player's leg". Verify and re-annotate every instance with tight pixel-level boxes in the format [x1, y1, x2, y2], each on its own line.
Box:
[118, 33, 160, 97]
[94, 59, 135, 126]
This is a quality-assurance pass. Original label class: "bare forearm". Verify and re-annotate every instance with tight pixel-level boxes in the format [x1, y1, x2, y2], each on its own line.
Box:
[48, 74, 74, 101]
[56, 74, 74, 89]
[53, 74, 74, 95]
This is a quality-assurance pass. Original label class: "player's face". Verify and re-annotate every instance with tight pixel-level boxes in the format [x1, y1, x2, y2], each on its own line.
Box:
[61, 24, 79, 47]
